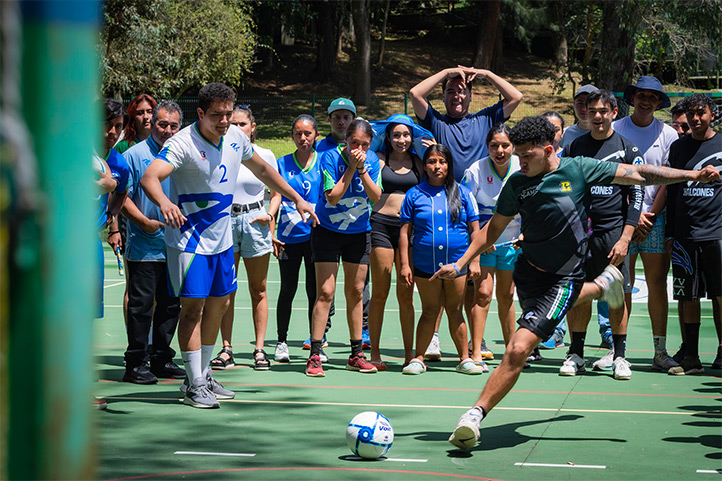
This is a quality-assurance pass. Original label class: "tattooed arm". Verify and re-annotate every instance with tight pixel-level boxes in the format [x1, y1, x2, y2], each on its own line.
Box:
[612, 163, 720, 186]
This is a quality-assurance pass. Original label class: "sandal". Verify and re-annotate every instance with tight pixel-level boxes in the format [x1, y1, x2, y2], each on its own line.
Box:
[253, 349, 271, 371]
[211, 348, 235, 370]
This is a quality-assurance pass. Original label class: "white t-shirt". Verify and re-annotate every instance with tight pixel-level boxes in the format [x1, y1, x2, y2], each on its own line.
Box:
[158, 123, 254, 254]
[613, 116, 678, 211]
[462, 155, 522, 243]
[233, 143, 277, 204]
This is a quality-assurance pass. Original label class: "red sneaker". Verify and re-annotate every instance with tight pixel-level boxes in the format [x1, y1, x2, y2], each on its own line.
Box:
[305, 354, 325, 377]
[346, 352, 378, 373]
[93, 398, 108, 410]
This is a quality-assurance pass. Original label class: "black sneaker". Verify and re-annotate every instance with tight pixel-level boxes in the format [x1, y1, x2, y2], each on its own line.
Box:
[711, 346, 722, 370]
[672, 343, 687, 364]
[123, 364, 158, 384]
[526, 347, 543, 362]
[668, 355, 704, 375]
[151, 361, 186, 379]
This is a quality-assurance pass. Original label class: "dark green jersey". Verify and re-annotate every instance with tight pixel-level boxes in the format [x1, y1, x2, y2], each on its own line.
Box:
[496, 156, 618, 276]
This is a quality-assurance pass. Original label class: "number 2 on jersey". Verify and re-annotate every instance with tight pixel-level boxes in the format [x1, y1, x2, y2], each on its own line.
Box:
[218, 164, 228, 183]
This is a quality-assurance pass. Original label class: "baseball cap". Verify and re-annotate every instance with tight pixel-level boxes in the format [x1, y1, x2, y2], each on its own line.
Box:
[327, 98, 357, 116]
[574, 84, 598, 98]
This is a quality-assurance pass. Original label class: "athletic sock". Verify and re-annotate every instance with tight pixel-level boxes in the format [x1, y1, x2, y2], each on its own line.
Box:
[569, 331, 586, 357]
[350, 339, 363, 357]
[653, 335, 667, 355]
[612, 334, 627, 359]
[683, 323, 701, 358]
[201, 344, 215, 379]
[472, 406, 486, 423]
[181, 349, 203, 383]
[310, 340, 322, 356]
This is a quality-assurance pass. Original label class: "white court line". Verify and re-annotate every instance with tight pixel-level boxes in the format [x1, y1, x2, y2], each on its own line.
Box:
[174, 451, 255, 457]
[516, 462, 605, 469]
[697, 469, 722, 474]
[103, 281, 125, 289]
[346, 456, 427, 463]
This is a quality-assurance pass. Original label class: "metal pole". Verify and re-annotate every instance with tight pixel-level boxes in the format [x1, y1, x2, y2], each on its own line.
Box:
[311, 93, 316, 118]
[7, 1, 100, 478]
[404, 92, 408, 116]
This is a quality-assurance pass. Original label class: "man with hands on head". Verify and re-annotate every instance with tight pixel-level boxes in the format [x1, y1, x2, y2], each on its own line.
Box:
[140, 82, 317, 409]
[410, 65, 523, 181]
[440, 115, 720, 450]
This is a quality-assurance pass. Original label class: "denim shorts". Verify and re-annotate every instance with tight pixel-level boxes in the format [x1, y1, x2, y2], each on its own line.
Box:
[231, 206, 273, 258]
[628, 210, 667, 255]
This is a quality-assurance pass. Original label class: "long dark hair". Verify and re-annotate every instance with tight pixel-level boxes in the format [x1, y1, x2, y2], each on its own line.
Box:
[423, 144, 461, 223]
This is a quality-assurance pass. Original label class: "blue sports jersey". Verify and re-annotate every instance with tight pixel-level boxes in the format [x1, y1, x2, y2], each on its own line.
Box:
[315, 134, 340, 154]
[124, 135, 168, 261]
[95, 148, 130, 231]
[400, 180, 479, 274]
[316, 145, 381, 234]
[276, 151, 322, 244]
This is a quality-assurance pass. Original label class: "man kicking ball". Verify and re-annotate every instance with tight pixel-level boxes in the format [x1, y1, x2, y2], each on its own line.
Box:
[432, 116, 720, 449]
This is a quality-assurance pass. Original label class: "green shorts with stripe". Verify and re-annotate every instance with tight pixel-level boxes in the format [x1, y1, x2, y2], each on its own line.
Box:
[513, 255, 583, 340]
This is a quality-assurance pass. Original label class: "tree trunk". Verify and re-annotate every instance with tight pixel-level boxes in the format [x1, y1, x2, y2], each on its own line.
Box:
[375, 0, 390, 67]
[314, 0, 339, 77]
[597, 1, 640, 91]
[351, 0, 371, 105]
[471, 0, 501, 69]
[548, 0, 568, 66]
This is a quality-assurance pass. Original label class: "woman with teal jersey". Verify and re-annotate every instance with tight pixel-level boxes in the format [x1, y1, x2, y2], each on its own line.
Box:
[305, 119, 382, 377]
[268, 115, 323, 363]
[367, 114, 428, 369]
[399, 144, 483, 375]
[463, 124, 520, 367]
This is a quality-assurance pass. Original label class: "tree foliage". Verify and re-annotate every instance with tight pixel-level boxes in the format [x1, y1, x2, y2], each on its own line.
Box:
[100, 0, 256, 98]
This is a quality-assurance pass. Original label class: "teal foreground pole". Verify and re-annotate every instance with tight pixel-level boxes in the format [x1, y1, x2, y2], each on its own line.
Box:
[7, 1, 101, 478]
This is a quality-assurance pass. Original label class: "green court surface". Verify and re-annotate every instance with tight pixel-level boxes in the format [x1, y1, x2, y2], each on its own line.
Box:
[96, 248, 721, 481]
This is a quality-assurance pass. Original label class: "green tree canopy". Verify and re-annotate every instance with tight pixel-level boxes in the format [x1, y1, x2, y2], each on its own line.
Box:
[101, 0, 257, 98]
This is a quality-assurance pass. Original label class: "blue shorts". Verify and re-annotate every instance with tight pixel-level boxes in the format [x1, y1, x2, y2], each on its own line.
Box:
[166, 246, 237, 298]
[231, 206, 273, 258]
[629, 211, 667, 255]
[479, 244, 519, 271]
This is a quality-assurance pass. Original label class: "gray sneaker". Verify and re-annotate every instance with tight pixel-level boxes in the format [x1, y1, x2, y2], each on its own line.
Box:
[652, 352, 679, 371]
[424, 332, 441, 361]
[181, 374, 235, 400]
[593, 349, 614, 371]
[183, 377, 219, 409]
[449, 407, 483, 450]
[275, 342, 290, 363]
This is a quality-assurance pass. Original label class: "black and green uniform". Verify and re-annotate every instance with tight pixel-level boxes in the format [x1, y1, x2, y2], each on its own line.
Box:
[495, 156, 618, 339]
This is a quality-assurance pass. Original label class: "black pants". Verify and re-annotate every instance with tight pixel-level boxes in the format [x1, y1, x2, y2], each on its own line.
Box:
[277, 241, 317, 342]
[124, 260, 180, 368]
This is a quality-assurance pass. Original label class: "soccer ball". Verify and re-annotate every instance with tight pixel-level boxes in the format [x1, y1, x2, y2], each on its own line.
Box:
[346, 411, 394, 459]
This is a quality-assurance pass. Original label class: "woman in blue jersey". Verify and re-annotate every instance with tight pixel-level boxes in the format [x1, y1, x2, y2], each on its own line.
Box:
[399, 144, 483, 375]
[268, 115, 322, 363]
[305, 119, 382, 377]
[463, 125, 521, 366]
[367, 114, 427, 370]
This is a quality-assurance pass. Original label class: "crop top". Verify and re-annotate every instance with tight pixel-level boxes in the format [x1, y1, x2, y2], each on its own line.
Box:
[381, 163, 420, 194]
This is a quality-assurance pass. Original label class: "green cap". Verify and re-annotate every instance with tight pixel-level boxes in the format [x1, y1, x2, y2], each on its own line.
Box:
[327, 97, 356, 116]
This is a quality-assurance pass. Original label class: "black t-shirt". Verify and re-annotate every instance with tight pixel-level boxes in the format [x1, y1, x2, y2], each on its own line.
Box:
[567, 131, 644, 233]
[666, 133, 722, 242]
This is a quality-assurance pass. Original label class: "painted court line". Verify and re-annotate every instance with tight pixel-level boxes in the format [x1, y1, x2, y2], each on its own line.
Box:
[515, 462, 605, 469]
[104, 396, 717, 416]
[346, 456, 427, 463]
[696, 469, 722, 474]
[174, 451, 255, 457]
[103, 281, 125, 289]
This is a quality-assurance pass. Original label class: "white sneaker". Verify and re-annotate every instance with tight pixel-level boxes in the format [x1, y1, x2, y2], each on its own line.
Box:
[612, 357, 632, 380]
[424, 332, 441, 361]
[593, 265, 624, 309]
[319, 347, 329, 363]
[449, 407, 483, 450]
[560, 353, 586, 376]
[274, 342, 290, 363]
[593, 349, 614, 371]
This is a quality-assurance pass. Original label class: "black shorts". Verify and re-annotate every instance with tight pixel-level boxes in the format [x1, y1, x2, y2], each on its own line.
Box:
[671, 238, 722, 301]
[585, 228, 632, 294]
[370, 212, 401, 250]
[514, 255, 583, 340]
[414, 264, 468, 279]
[311, 225, 370, 265]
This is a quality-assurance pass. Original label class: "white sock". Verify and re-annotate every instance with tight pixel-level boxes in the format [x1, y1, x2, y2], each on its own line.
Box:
[653, 336, 667, 355]
[181, 350, 203, 383]
[201, 344, 216, 379]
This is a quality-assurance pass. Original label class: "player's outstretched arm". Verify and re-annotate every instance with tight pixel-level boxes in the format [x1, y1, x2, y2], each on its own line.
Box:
[140, 159, 186, 229]
[613, 163, 720, 186]
[430, 213, 512, 280]
[243, 152, 319, 226]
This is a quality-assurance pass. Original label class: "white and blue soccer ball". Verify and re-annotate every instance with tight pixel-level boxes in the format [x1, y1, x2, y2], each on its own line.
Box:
[346, 411, 394, 459]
